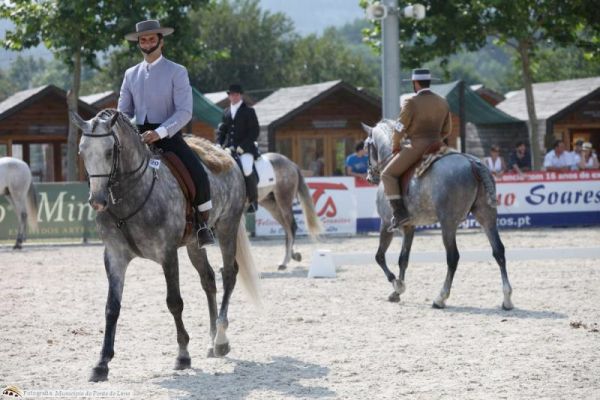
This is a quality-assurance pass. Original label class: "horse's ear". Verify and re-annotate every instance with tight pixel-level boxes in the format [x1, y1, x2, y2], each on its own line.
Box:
[110, 112, 119, 128]
[361, 122, 373, 136]
[70, 111, 89, 131]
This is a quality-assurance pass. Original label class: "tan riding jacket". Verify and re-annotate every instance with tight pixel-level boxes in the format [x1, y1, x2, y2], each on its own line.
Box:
[392, 90, 452, 151]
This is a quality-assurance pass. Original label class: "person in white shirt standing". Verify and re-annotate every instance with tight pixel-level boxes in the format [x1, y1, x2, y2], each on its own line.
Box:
[118, 20, 214, 247]
[543, 140, 572, 172]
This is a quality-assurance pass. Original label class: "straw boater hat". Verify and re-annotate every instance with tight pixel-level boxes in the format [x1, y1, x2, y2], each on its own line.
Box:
[403, 68, 440, 81]
[125, 20, 174, 41]
[582, 142, 593, 151]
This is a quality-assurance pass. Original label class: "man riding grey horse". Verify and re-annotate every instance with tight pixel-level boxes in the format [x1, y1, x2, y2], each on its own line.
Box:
[118, 19, 214, 247]
[381, 68, 452, 231]
[217, 84, 260, 213]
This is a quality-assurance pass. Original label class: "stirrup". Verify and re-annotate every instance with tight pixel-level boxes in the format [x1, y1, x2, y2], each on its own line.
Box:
[196, 224, 215, 249]
[246, 202, 258, 214]
[387, 215, 410, 232]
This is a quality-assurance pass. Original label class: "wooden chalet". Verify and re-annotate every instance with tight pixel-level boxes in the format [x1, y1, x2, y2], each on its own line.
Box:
[253, 80, 381, 176]
[498, 76, 600, 153]
[0, 85, 96, 181]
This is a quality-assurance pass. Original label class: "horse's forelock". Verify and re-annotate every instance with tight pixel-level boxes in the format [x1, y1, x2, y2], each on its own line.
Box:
[92, 109, 140, 145]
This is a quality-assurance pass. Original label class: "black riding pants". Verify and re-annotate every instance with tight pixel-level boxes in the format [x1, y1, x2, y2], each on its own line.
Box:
[137, 123, 210, 207]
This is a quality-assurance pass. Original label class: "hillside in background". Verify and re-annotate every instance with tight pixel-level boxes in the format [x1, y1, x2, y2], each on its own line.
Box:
[259, 0, 364, 35]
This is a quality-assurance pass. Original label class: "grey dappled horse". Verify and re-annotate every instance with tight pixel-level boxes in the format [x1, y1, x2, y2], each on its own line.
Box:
[362, 120, 513, 310]
[72, 109, 260, 382]
[258, 153, 322, 270]
[0, 157, 38, 249]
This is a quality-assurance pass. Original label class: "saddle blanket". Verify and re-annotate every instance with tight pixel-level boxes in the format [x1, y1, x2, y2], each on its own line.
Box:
[255, 155, 276, 188]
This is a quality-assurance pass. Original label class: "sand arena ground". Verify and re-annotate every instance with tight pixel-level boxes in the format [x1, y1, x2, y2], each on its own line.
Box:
[1, 227, 599, 399]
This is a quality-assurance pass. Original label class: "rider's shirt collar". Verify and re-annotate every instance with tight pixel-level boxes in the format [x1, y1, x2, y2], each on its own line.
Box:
[142, 55, 163, 71]
[416, 88, 431, 95]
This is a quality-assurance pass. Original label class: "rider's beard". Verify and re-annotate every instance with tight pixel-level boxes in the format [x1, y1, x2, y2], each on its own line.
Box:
[139, 42, 161, 55]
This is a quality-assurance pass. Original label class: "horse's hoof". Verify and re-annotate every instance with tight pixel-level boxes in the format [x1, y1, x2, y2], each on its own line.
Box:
[292, 252, 302, 262]
[89, 365, 109, 382]
[206, 347, 215, 358]
[388, 291, 400, 303]
[174, 355, 191, 370]
[13, 244, 22, 250]
[502, 302, 514, 311]
[214, 342, 230, 357]
[432, 301, 445, 309]
[277, 264, 287, 271]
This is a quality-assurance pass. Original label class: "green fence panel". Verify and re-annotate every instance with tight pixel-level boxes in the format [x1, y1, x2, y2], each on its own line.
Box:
[0, 182, 98, 241]
[1, 182, 258, 241]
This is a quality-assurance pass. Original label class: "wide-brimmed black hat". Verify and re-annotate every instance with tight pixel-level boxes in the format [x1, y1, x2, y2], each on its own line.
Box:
[227, 84, 244, 94]
[402, 68, 440, 81]
[125, 20, 174, 41]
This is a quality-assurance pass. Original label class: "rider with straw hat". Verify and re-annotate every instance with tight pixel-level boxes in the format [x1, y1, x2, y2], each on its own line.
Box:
[118, 19, 214, 247]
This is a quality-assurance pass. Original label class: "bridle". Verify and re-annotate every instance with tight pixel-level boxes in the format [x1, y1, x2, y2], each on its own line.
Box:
[365, 134, 394, 180]
[82, 126, 149, 205]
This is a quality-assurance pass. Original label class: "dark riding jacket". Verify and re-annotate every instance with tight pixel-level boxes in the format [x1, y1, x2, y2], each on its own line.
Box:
[217, 102, 260, 159]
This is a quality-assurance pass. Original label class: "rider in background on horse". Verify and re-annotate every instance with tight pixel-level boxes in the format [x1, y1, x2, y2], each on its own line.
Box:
[217, 84, 260, 213]
[118, 19, 214, 248]
[381, 68, 452, 231]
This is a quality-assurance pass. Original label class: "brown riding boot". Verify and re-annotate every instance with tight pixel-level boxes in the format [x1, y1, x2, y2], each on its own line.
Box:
[195, 210, 215, 248]
[388, 199, 410, 232]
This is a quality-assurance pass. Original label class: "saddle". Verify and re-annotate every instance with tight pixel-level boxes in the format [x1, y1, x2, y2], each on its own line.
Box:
[400, 141, 457, 196]
[161, 152, 196, 241]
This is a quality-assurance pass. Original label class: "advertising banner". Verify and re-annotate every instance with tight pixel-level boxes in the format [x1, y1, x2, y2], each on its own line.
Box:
[0, 182, 98, 241]
[1, 171, 598, 241]
[255, 177, 357, 236]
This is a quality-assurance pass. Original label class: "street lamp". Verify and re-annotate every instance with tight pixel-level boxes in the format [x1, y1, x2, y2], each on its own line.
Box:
[366, 2, 426, 119]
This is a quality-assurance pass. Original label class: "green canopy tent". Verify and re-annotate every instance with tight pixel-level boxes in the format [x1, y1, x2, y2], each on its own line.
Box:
[424, 81, 525, 155]
[431, 81, 519, 125]
[192, 87, 222, 128]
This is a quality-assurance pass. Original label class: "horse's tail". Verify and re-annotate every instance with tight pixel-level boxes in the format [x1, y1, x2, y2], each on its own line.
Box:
[26, 182, 39, 230]
[471, 157, 498, 208]
[235, 217, 262, 308]
[296, 168, 322, 238]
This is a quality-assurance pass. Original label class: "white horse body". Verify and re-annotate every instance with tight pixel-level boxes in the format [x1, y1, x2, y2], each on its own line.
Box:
[0, 157, 38, 249]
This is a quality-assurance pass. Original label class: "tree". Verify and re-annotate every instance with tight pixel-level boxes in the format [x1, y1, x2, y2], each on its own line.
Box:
[185, 0, 298, 92]
[1, 0, 208, 180]
[287, 28, 380, 91]
[360, 0, 600, 168]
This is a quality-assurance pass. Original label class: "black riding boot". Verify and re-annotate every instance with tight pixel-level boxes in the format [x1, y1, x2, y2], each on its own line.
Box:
[388, 198, 410, 231]
[244, 173, 259, 213]
[195, 209, 215, 248]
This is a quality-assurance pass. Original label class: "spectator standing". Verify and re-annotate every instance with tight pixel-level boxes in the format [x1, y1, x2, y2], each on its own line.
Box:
[507, 141, 532, 174]
[578, 142, 599, 170]
[308, 151, 325, 176]
[483, 144, 505, 177]
[543, 140, 572, 171]
[345, 141, 369, 179]
[569, 139, 584, 170]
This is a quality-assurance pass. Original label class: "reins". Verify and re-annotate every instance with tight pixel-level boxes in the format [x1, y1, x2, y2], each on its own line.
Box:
[83, 115, 158, 256]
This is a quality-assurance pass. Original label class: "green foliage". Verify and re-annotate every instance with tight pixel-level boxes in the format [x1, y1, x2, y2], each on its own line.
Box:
[187, 0, 301, 92]
[286, 28, 379, 92]
[0, 69, 16, 101]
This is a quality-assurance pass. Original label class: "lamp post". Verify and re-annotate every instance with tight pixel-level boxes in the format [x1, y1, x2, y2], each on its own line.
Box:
[366, 2, 426, 119]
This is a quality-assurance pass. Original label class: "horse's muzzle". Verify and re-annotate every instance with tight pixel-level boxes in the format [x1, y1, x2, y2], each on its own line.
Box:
[89, 193, 108, 212]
